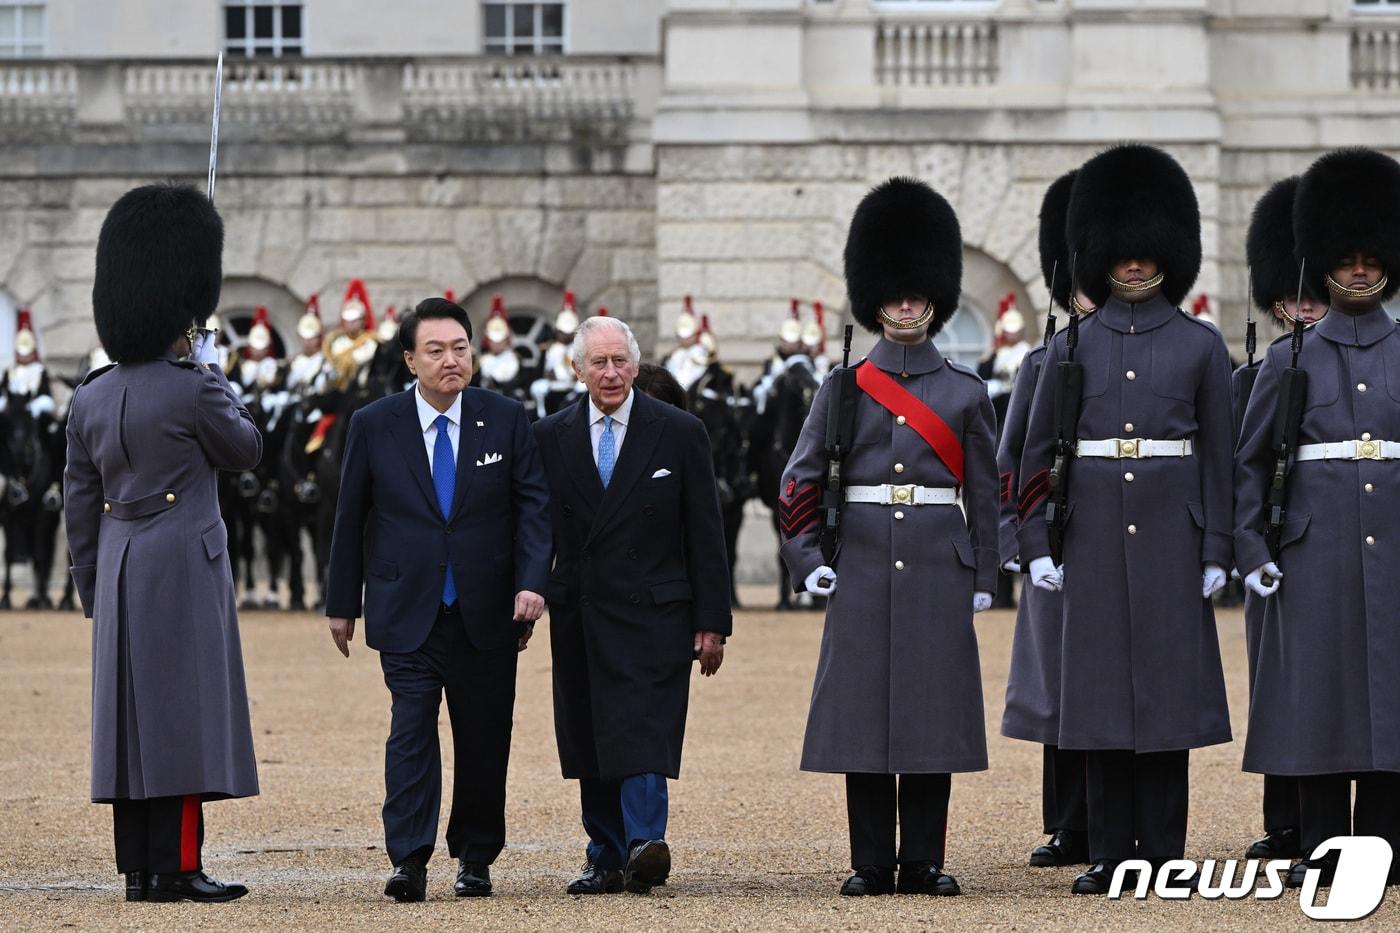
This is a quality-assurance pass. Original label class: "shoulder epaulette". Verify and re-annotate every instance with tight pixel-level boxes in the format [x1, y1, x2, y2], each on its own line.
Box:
[946, 359, 983, 381]
[78, 363, 116, 386]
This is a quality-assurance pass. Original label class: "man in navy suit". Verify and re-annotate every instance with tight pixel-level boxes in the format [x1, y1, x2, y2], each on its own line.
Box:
[325, 297, 551, 901]
[534, 315, 732, 895]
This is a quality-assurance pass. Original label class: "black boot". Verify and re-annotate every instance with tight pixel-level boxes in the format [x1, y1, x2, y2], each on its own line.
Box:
[124, 872, 148, 902]
[1029, 829, 1090, 867]
[1286, 855, 1338, 889]
[147, 871, 248, 903]
[895, 862, 960, 896]
[839, 865, 895, 896]
[1072, 861, 1127, 895]
[1245, 827, 1301, 860]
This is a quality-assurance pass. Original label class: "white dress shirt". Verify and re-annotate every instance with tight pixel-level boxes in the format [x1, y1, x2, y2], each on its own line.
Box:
[588, 388, 634, 466]
[415, 385, 462, 471]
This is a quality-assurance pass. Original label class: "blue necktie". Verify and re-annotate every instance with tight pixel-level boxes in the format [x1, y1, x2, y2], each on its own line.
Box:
[598, 415, 616, 488]
[433, 414, 457, 605]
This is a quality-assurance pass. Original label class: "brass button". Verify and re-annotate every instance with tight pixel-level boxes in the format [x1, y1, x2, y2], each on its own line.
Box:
[894, 510, 905, 520]
[1127, 524, 1137, 535]
[1367, 535, 1376, 546]
[895, 560, 905, 571]
[894, 463, 905, 474]
[901, 371, 909, 378]
[1358, 383, 1368, 392]
[1125, 472, 1135, 483]
[165, 493, 176, 503]
[1363, 432, 1373, 441]
[896, 415, 907, 426]
[103, 502, 111, 513]
[1124, 423, 1134, 433]
[1366, 483, 1375, 493]
[1126, 370, 1136, 381]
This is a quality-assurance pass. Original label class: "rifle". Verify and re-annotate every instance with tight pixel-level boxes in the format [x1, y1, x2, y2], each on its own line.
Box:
[1262, 260, 1309, 571]
[818, 325, 858, 568]
[1045, 255, 1084, 565]
[1233, 268, 1260, 436]
[1043, 259, 1059, 347]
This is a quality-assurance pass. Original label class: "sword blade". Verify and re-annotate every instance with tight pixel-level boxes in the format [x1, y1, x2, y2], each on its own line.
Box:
[207, 52, 224, 203]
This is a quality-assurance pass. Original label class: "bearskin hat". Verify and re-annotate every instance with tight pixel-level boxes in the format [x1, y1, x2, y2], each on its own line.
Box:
[1038, 171, 1077, 311]
[843, 177, 962, 336]
[93, 184, 223, 363]
[1294, 147, 1400, 302]
[1067, 144, 1200, 307]
[1246, 176, 1307, 316]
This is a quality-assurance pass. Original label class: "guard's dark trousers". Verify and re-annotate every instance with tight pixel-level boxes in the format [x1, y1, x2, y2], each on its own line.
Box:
[112, 795, 203, 874]
[379, 605, 518, 866]
[1086, 750, 1188, 862]
[1263, 773, 1300, 834]
[845, 773, 951, 868]
[1298, 772, 1400, 856]
[1043, 745, 1088, 834]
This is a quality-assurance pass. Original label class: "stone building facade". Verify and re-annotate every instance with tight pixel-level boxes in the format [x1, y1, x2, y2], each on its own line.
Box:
[2, 0, 1400, 375]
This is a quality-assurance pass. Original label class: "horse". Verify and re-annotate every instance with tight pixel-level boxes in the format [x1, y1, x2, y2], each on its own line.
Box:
[752, 358, 820, 610]
[688, 364, 756, 608]
[0, 406, 62, 609]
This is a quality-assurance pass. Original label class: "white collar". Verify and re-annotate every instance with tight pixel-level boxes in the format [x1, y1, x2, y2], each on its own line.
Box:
[588, 388, 634, 427]
[415, 384, 463, 434]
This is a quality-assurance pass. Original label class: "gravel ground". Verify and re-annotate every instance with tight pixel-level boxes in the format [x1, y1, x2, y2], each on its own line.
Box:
[0, 586, 1391, 930]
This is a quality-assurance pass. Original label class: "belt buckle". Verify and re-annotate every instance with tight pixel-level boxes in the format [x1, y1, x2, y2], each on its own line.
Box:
[889, 483, 916, 505]
[1115, 438, 1141, 459]
[1355, 439, 1382, 460]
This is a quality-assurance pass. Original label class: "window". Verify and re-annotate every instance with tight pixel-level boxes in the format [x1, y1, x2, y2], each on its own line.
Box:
[224, 2, 303, 58]
[1356, 0, 1400, 8]
[941, 307, 991, 368]
[0, 3, 44, 58]
[483, 2, 565, 56]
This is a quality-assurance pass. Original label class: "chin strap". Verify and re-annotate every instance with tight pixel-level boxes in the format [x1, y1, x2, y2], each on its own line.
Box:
[877, 303, 935, 331]
[1106, 271, 1165, 297]
[1325, 274, 1388, 300]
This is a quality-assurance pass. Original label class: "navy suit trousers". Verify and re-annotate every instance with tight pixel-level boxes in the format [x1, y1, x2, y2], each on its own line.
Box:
[579, 774, 669, 870]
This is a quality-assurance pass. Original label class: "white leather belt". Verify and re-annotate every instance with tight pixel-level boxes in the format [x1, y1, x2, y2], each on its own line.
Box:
[1296, 439, 1400, 461]
[1075, 438, 1193, 459]
[845, 484, 959, 506]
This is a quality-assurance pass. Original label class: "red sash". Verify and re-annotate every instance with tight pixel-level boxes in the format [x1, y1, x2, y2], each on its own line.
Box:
[856, 361, 965, 486]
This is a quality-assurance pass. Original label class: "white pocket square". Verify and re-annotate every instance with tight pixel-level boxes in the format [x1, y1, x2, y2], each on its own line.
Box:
[651, 468, 672, 479]
[475, 452, 503, 467]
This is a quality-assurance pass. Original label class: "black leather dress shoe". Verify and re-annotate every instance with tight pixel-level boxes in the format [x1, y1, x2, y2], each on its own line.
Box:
[384, 854, 428, 902]
[124, 872, 148, 902]
[147, 871, 249, 903]
[1071, 861, 1124, 895]
[839, 865, 896, 896]
[624, 840, 671, 894]
[1286, 857, 1337, 889]
[896, 862, 961, 896]
[454, 860, 492, 897]
[1246, 827, 1301, 860]
[1029, 829, 1090, 867]
[567, 861, 625, 895]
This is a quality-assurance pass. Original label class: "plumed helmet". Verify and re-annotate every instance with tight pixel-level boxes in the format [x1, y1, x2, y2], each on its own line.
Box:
[247, 305, 273, 351]
[1038, 170, 1077, 311]
[1294, 147, 1400, 302]
[297, 294, 323, 341]
[341, 278, 371, 325]
[1247, 176, 1308, 313]
[484, 294, 511, 345]
[14, 308, 37, 359]
[93, 183, 224, 362]
[675, 295, 698, 340]
[1067, 144, 1201, 307]
[555, 290, 579, 335]
[779, 299, 803, 345]
[843, 177, 962, 335]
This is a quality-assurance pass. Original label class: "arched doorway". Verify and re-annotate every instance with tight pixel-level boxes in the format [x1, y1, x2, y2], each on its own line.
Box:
[217, 278, 307, 359]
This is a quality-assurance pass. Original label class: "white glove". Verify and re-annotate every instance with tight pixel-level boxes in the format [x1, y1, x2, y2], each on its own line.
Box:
[25, 395, 55, 419]
[1245, 562, 1282, 598]
[1029, 556, 1063, 592]
[804, 565, 837, 596]
[191, 330, 221, 366]
[1229, 566, 1240, 581]
[1201, 563, 1227, 598]
[1001, 557, 1022, 574]
[973, 592, 993, 613]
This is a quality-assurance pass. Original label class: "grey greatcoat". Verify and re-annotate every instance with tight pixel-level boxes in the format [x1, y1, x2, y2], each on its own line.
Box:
[65, 354, 263, 802]
[1235, 307, 1400, 775]
[780, 337, 999, 775]
[1230, 360, 1269, 695]
[1018, 295, 1234, 753]
[997, 344, 1066, 745]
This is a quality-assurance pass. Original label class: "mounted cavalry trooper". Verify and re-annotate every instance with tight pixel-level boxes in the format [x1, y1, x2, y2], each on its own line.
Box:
[66, 182, 262, 902]
[1231, 175, 1327, 864]
[285, 295, 327, 396]
[662, 294, 706, 391]
[998, 168, 1094, 871]
[1235, 147, 1400, 888]
[779, 177, 999, 897]
[1018, 144, 1235, 895]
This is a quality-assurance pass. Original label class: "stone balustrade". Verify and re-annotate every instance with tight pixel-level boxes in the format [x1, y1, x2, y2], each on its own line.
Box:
[875, 21, 999, 88]
[1352, 24, 1400, 90]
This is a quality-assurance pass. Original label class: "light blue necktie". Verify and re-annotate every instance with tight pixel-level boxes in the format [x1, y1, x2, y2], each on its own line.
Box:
[433, 414, 457, 605]
[598, 415, 616, 488]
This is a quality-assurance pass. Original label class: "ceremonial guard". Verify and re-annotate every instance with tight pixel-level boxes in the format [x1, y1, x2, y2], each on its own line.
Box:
[1232, 175, 1326, 863]
[371, 305, 413, 395]
[663, 295, 706, 390]
[323, 278, 380, 391]
[1, 309, 55, 421]
[234, 307, 283, 400]
[780, 177, 998, 897]
[801, 300, 831, 376]
[65, 183, 261, 902]
[476, 295, 536, 411]
[752, 300, 809, 417]
[979, 294, 1031, 429]
[1236, 148, 1400, 887]
[1018, 144, 1234, 895]
[531, 291, 584, 418]
[999, 169, 1091, 869]
[284, 295, 326, 395]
